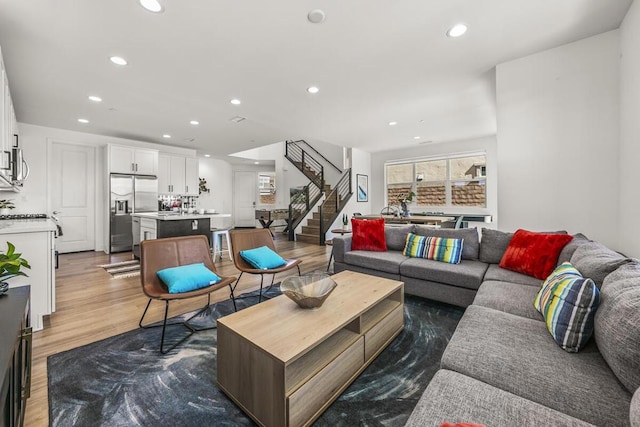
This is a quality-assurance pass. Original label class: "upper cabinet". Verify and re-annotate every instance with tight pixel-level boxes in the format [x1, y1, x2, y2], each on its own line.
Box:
[109, 144, 158, 175]
[0, 48, 17, 180]
[158, 154, 198, 195]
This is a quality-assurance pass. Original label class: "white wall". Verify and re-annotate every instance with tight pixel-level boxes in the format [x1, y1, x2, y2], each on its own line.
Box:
[198, 157, 233, 213]
[496, 30, 620, 248]
[369, 135, 498, 225]
[619, 1, 640, 258]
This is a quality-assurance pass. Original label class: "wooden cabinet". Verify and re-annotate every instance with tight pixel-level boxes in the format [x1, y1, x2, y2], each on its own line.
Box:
[158, 154, 198, 195]
[217, 271, 404, 427]
[109, 145, 158, 175]
[0, 47, 17, 180]
[0, 287, 32, 427]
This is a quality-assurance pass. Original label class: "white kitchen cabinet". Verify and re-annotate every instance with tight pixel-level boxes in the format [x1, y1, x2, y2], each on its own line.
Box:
[185, 157, 199, 196]
[4, 227, 56, 332]
[140, 217, 157, 241]
[158, 153, 189, 194]
[109, 144, 158, 175]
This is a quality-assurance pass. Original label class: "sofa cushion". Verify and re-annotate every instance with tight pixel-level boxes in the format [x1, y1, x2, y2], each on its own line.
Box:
[385, 225, 414, 251]
[595, 262, 640, 393]
[441, 305, 631, 426]
[631, 387, 640, 427]
[343, 250, 407, 275]
[414, 226, 479, 260]
[571, 241, 631, 288]
[474, 281, 543, 321]
[403, 233, 463, 264]
[332, 235, 352, 263]
[400, 258, 488, 290]
[557, 233, 590, 265]
[483, 264, 543, 287]
[499, 229, 573, 279]
[351, 218, 387, 251]
[534, 262, 600, 353]
[405, 369, 594, 427]
[479, 228, 513, 264]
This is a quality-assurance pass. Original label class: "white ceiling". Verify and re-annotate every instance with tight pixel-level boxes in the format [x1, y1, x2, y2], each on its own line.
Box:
[0, 0, 632, 155]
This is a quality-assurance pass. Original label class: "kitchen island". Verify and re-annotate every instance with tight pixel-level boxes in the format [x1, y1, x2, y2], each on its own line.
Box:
[0, 218, 57, 331]
[131, 212, 214, 258]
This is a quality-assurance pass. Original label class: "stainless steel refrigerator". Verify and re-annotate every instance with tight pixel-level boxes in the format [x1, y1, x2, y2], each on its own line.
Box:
[110, 174, 158, 253]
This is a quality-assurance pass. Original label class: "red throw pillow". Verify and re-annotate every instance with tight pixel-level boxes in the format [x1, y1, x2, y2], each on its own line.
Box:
[499, 229, 573, 279]
[351, 218, 387, 251]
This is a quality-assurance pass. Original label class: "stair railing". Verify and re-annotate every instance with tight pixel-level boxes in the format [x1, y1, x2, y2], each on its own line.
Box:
[318, 168, 353, 245]
[285, 141, 324, 190]
[294, 139, 342, 174]
[287, 183, 323, 240]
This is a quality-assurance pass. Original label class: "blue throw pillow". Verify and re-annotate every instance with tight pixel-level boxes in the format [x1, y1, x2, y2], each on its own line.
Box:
[156, 263, 221, 294]
[240, 246, 287, 270]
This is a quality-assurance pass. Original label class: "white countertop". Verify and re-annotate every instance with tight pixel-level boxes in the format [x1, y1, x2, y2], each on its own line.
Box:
[0, 218, 57, 234]
[132, 212, 231, 221]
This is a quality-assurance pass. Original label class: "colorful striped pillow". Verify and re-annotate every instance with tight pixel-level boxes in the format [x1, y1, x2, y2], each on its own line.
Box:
[403, 233, 463, 264]
[534, 262, 600, 352]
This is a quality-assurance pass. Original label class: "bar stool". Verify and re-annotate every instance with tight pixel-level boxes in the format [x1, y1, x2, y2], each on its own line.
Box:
[211, 228, 233, 262]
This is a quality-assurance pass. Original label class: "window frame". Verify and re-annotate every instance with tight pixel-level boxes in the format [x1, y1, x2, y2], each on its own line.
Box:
[384, 152, 487, 210]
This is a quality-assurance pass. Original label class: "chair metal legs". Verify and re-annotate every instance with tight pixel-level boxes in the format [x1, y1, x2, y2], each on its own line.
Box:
[229, 265, 302, 309]
[139, 294, 217, 354]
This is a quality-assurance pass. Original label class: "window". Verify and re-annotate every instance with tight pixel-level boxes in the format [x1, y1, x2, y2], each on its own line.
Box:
[385, 154, 486, 208]
[258, 173, 276, 204]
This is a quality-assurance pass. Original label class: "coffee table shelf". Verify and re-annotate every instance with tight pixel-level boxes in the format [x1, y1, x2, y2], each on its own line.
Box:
[217, 271, 404, 427]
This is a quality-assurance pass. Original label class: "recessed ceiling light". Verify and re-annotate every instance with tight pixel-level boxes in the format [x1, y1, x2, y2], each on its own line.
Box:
[190, 120, 199, 125]
[230, 98, 241, 105]
[307, 86, 319, 94]
[307, 9, 326, 24]
[162, 134, 171, 138]
[139, 0, 163, 13]
[77, 118, 89, 124]
[254, 161, 260, 165]
[413, 136, 421, 140]
[88, 95, 102, 102]
[447, 23, 468, 38]
[204, 154, 211, 158]
[388, 121, 398, 126]
[109, 56, 128, 66]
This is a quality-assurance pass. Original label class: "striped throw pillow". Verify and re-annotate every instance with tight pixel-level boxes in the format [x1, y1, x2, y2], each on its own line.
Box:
[403, 233, 463, 264]
[534, 262, 600, 352]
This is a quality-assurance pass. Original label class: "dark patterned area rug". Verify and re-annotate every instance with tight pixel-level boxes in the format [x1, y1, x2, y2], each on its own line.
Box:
[48, 287, 464, 427]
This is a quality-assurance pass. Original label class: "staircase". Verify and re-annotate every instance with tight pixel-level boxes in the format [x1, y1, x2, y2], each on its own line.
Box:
[285, 140, 352, 245]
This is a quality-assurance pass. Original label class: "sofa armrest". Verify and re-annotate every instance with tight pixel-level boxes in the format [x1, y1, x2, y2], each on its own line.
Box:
[332, 235, 352, 263]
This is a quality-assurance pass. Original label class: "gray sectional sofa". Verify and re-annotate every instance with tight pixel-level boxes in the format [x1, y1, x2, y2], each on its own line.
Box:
[332, 226, 640, 426]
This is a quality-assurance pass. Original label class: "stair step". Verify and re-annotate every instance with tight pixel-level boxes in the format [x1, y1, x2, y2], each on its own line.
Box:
[307, 219, 320, 227]
[302, 225, 320, 234]
[296, 233, 320, 244]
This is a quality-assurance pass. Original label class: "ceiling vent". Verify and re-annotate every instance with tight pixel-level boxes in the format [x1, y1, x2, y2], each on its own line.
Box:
[229, 116, 247, 123]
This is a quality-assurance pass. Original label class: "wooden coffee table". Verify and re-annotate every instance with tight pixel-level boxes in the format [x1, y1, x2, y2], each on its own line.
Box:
[217, 270, 404, 427]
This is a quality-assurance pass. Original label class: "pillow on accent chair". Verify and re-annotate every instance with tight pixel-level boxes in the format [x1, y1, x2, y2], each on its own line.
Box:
[240, 246, 287, 270]
[534, 262, 600, 352]
[157, 262, 221, 294]
[499, 229, 573, 279]
[403, 233, 464, 264]
[351, 218, 387, 251]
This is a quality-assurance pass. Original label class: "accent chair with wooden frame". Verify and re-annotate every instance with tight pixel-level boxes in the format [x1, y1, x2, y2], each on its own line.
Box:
[139, 235, 236, 354]
[229, 228, 302, 309]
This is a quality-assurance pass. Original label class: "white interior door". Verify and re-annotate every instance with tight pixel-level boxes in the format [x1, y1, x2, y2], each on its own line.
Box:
[50, 141, 96, 252]
[233, 171, 257, 227]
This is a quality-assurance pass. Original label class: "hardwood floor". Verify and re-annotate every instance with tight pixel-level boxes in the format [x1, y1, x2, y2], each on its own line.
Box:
[24, 235, 331, 427]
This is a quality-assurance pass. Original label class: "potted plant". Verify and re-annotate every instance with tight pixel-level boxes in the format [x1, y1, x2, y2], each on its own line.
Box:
[342, 213, 349, 230]
[0, 199, 15, 216]
[398, 191, 416, 217]
[0, 241, 30, 296]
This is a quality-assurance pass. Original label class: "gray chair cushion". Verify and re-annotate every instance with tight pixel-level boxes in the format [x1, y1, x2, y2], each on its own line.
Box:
[483, 264, 543, 287]
[632, 387, 640, 427]
[557, 233, 590, 265]
[343, 250, 407, 275]
[400, 258, 488, 290]
[595, 262, 640, 393]
[571, 241, 631, 288]
[479, 228, 513, 264]
[442, 305, 631, 426]
[384, 225, 414, 251]
[474, 280, 543, 321]
[406, 369, 595, 427]
[414, 226, 480, 260]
